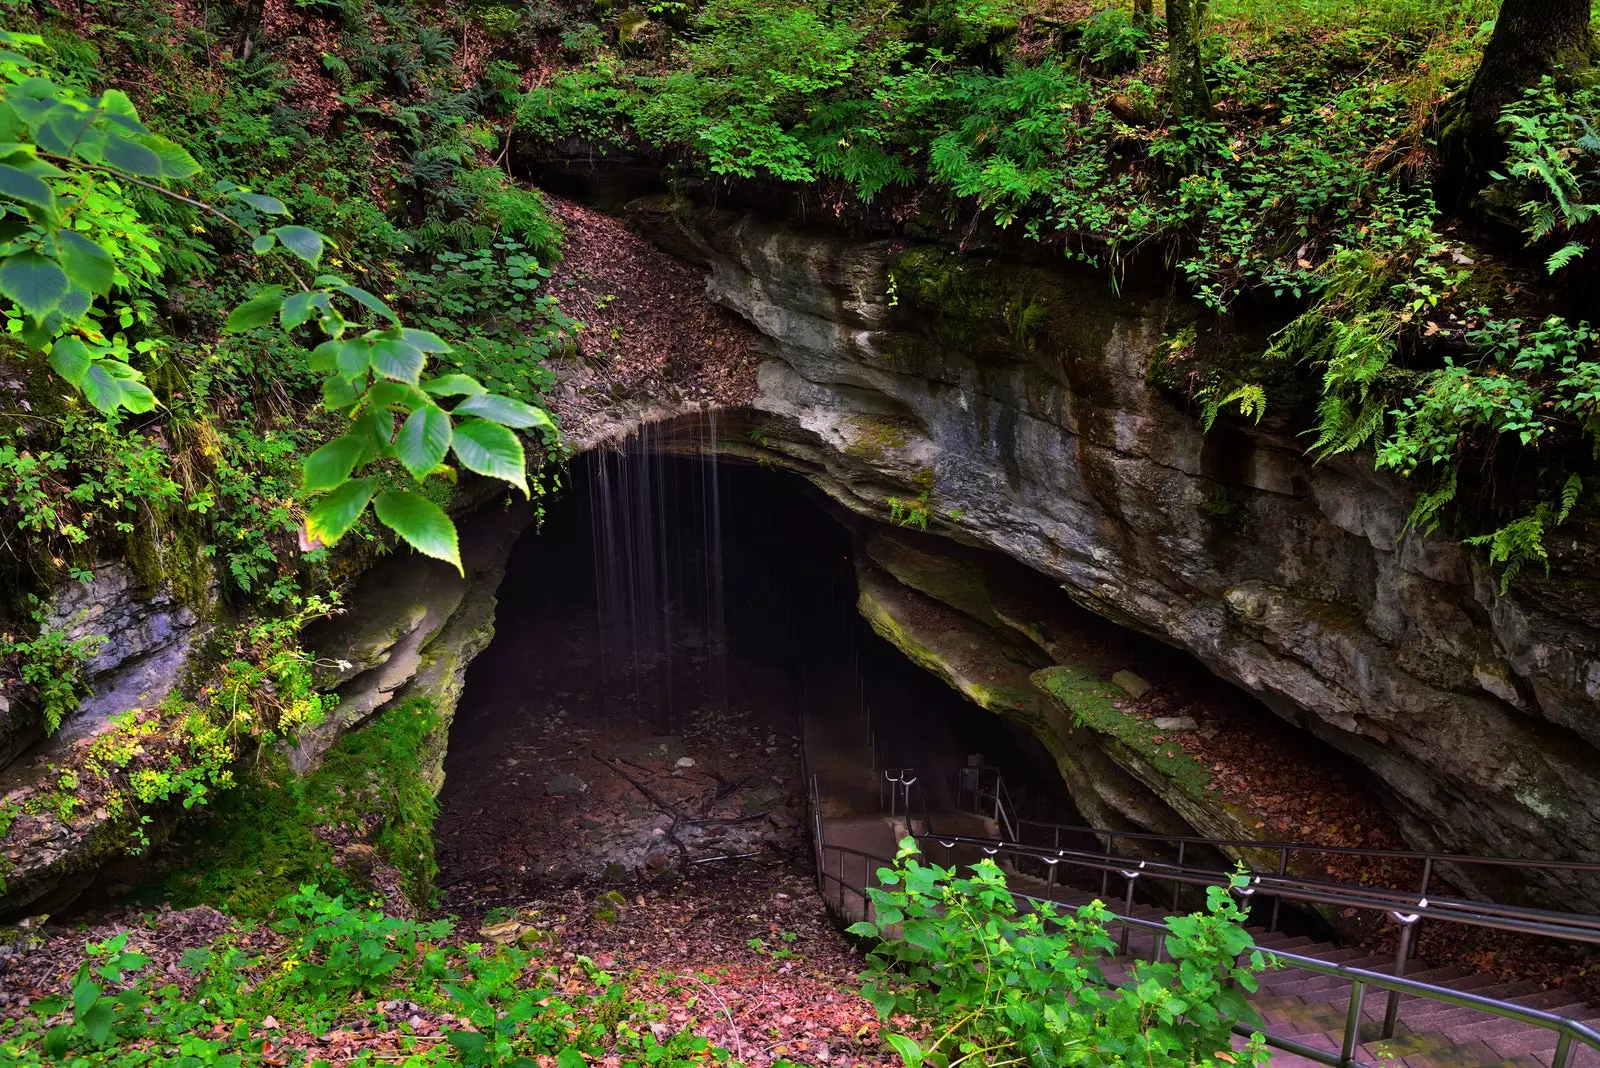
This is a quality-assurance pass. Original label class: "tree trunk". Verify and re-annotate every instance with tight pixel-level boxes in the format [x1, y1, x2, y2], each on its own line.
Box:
[1165, 0, 1213, 118]
[1440, 0, 1596, 200]
[1135, 0, 1153, 24]
[1463, 0, 1594, 133]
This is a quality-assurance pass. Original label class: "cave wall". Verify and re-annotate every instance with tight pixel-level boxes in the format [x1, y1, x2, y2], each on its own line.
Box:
[628, 197, 1600, 909]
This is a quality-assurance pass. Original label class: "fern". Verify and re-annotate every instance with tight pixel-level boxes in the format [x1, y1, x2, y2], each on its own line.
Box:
[1463, 476, 1585, 593]
[1546, 240, 1588, 274]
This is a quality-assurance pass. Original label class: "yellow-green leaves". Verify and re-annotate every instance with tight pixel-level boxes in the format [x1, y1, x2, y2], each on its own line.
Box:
[373, 490, 460, 571]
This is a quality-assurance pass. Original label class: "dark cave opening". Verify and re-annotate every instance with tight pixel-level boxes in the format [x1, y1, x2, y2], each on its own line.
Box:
[434, 439, 1080, 895]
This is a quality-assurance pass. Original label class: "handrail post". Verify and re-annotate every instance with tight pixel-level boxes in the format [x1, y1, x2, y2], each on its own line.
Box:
[1552, 1032, 1573, 1068]
[1101, 835, 1114, 898]
[1382, 916, 1417, 1039]
[1172, 841, 1186, 913]
[1270, 847, 1289, 933]
[1341, 979, 1366, 1067]
[1119, 870, 1140, 955]
[1413, 857, 1433, 968]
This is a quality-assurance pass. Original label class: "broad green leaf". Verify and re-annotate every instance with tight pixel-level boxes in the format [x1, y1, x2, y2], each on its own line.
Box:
[252, 233, 277, 254]
[374, 490, 461, 573]
[224, 286, 286, 332]
[98, 90, 148, 133]
[280, 290, 320, 330]
[80, 999, 115, 1044]
[421, 374, 486, 397]
[370, 337, 424, 383]
[271, 224, 325, 266]
[452, 393, 555, 432]
[116, 378, 156, 413]
[400, 327, 451, 353]
[235, 191, 288, 215]
[47, 336, 91, 385]
[335, 284, 397, 323]
[556, 1049, 586, 1068]
[845, 921, 879, 938]
[81, 361, 128, 413]
[102, 132, 163, 177]
[57, 230, 113, 295]
[304, 477, 377, 547]
[451, 417, 526, 495]
[0, 249, 67, 318]
[337, 339, 371, 380]
[883, 1033, 924, 1067]
[394, 404, 453, 480]
[309, 339, 342, 372]
[0, 162, 53, 216]
[144, 136, 201, 180]
[301, 434, 374, 493]
[0, 102, 21, 142]
[322, 373, 360, 411]
[364, 380, 428, 410]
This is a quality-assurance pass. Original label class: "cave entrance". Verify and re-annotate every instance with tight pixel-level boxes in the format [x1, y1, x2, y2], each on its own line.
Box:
[433, 431, 1077, 906]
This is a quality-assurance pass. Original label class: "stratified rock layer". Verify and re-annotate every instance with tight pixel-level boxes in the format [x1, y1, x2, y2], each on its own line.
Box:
[631, 199, 1600, 909]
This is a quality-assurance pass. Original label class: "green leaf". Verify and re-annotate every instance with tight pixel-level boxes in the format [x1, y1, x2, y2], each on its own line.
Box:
[81, 362, 130, 413]
[845, 921, 879, 938]
[116, 379, 156, 413]
[252, 233, 277, 254]
[57, 230, 113, 296]
[322, 373, 360, 411]
[0, 249, 67, 318]
[101, 133, 163, 177]
[400, 327, 451, 353]
[80, 998, 115, 1045]
[862, 981, 897, 1020]
[304, 477, 377, 548]
[336, 339, 371, 380]
[47, 336, 91, 385]
[280, 290, 320, 330]
[309, 339, 342, 372]
[225, 286, 286, 332]
[421, 373, 486, 397]
[143, 136, 201, 180]
[883, 1033, 924, 1067]
[235, 191, 288, 214]
[370, 337, 424, 383]
[335, 284, 398, 323]
[556, 1049, 586, 1068]
[0, 162, 53, 217]
[394, 404, 453, 480]
[452, 393, 555, 432]
[301, 434, 374, 493]
[374, 490, 461, 573]
[452, 417, 527, 495]
[271, 225, 325, 266]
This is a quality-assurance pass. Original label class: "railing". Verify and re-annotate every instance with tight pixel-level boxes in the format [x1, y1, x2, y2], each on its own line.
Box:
[814, 837, 1600, 1068]
[955, 763, 1018, 841]
[813, 764, 1600, 1061]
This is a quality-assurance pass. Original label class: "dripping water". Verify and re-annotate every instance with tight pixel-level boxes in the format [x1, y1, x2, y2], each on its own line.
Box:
[588, 421, 730, 728]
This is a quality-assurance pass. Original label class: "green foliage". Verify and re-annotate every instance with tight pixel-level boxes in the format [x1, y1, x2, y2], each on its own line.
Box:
[273, 884, 454, 1001]
[887, 492, 930, 530]
[0, 29, 198, 415]
[1, 886, 723, 1067]
[0, 597, 104, 734]
[164, 696, 443, 917]
[851, 840, 1270, 1068]
[1489, 78, 1599, 275]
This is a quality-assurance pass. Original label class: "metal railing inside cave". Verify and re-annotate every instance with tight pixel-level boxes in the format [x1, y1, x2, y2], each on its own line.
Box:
[808, 768, 1600, 1068]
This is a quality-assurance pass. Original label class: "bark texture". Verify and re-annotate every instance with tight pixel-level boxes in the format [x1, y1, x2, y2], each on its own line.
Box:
[1164, 0, 1213, 118]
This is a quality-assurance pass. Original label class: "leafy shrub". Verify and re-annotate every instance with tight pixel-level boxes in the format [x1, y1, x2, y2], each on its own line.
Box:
[0, 600, 105, 734]
[272, 884, 454, 1000]
[851, 839, 1270, 1068]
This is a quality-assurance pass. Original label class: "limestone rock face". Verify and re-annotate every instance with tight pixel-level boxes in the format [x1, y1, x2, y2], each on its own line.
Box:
[631, 199, 1600, 908]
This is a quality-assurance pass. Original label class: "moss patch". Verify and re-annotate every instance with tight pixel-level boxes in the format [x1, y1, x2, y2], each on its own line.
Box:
[159, 696, 442, 918]
[1031, 665, 1212, 798]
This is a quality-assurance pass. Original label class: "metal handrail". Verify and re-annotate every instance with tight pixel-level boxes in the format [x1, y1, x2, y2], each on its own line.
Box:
[813, 833, 1600, 1068]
